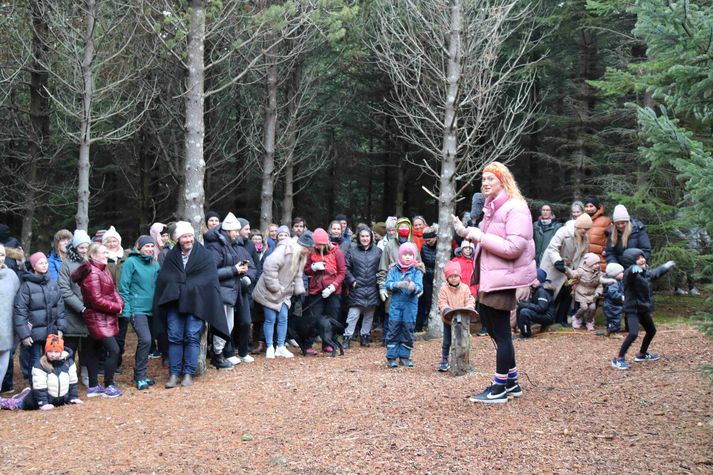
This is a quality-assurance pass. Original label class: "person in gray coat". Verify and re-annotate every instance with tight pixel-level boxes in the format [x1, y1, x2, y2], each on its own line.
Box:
[343, 226, 382, 347]
[0, 244, 21, 386]
[57, 230, 91, 357]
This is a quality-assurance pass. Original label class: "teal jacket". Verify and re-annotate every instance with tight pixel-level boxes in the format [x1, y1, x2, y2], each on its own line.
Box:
[118, 250, 159, 317]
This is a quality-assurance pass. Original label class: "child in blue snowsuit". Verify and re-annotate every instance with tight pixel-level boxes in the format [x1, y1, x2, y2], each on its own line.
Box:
[384, 242, 423, 368]
[602, 263, 625, 334]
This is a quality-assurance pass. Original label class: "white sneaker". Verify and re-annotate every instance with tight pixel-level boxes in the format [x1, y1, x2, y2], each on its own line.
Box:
[275, 345, 294, 358]
[690, 288, 701, 296]
[227, 356, 241, 365]
[81, 366, 89, 387]
[239, 355, 255, 363]
[266, 346, 275, 359]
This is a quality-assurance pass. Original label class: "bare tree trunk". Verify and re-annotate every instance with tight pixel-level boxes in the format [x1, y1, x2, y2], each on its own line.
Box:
[280, 57, 302, 226]
[259, 49, 278, 232]
[281, 162, 294, 225]
[76, 0, 98, 231]
[183, 0, 206, 239]
[395, 154, 405, 216]
[428, 0, 462, 339]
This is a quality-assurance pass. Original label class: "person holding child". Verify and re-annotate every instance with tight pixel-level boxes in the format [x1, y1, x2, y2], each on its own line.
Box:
[453, 161, 535, 404]
[437, 261, 476, 372]
[564, 252, 603, 331]
[384, 242, 423, 368]
[611, 248, 675, 369]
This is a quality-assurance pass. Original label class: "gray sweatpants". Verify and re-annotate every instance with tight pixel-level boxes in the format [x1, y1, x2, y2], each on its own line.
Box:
[344, 306, 375, 337]
[213, 305, 235, 354]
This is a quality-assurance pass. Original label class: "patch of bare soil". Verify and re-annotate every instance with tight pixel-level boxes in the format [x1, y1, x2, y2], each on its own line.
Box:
[1, 328, 711, 474]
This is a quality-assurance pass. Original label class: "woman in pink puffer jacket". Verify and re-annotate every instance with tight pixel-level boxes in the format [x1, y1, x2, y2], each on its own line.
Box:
[453, 161, 535, 404]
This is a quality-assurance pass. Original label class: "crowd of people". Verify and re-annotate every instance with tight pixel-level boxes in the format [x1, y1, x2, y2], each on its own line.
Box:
[0, 161, 699, 408]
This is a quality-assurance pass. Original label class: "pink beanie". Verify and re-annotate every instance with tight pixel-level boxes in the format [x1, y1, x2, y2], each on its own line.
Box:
[397, 242, 418, 268]
[444, 260, 461, 278]
[29, 252, 47, 270]
[313, 228, 330, 246]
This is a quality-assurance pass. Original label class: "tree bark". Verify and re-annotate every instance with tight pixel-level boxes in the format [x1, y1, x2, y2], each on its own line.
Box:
[394, 153, 405, 217]
[259, 46, 278, 232]
[280, 56, 302, 226]
[449, 311, 473, 376]
[427, 0, 462, 339]
[76, 0, 98, 231]
[183, 0, 206, 239]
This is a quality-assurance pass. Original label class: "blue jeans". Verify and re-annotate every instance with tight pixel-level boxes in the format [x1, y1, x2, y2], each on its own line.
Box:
[263, 304, 288, 347]
[29, 341, 44, 368]
[166, 307, 204, 376]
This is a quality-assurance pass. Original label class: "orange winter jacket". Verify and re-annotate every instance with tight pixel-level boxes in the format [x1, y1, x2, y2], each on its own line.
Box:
[587, 206, 611, 271]
[438, 282, 475, 323]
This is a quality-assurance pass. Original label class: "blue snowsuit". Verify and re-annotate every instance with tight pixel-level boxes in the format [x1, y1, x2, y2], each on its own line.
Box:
[384, 264, 423, 361]
[603, 279, 624, 332]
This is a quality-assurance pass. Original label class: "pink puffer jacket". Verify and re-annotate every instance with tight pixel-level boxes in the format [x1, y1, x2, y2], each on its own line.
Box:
[473, 191, 536, 293]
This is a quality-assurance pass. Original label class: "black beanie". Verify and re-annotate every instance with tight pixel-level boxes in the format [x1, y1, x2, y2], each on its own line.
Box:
[205, 211, 220, 224]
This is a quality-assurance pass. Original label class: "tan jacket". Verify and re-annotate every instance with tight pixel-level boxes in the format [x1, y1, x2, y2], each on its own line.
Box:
[438, 282, 475, 317]
[252, 241, 306, 312]
[539, 221, 590, 299]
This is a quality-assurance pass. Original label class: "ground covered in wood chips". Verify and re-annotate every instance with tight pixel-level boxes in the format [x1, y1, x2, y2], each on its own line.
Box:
[1, 326, 711, 474]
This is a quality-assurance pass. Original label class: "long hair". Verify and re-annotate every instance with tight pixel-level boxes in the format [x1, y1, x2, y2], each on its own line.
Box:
[287, 240, 307, 279]
[609, 222, 632, 249]
[482, 161, 525, 201]
[53, 229, 73, 257]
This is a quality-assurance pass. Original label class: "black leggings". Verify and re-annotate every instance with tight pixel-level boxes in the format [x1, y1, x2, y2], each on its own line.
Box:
[84, 336, 120, 387]
[618, 311, 656, 358]
[479, 303, 516, 376]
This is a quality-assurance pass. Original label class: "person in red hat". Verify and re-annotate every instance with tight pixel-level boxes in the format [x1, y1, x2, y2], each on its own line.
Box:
[436, 261, 475, 372]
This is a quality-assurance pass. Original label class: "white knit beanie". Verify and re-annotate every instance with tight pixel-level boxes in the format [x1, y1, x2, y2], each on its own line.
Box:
[72, 229, 91, 248]
[606, 263, 624, 278]
[173, 221, 195, 240]
[612, 204, 630, 223]
[102, 225, 122, 245]
[221, 212, 241, 231]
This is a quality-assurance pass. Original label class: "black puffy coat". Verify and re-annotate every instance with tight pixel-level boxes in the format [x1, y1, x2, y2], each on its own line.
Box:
[345, 240, 382, 308]
[420, 242, 437, 279]
[204, 227, 257, 305]
[605, 219, 652, 265]
[621, 247, 671, 313]
[517, 285, 554, 319]
[14, 267, 66, 342]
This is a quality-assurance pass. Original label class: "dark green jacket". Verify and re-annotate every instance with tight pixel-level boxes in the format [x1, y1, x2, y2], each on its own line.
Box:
[119, 250, 159, 317]
[533, 219, 562, 266]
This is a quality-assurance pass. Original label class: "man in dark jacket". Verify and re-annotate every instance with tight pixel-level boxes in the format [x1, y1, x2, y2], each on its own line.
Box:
[417, 225, 438, 332]
[154, 221, 227, 388]
[0, 224, 23, 271]
[533, 204, 562, 266]
[204, 213, 256, 369]
[516, 269, 555, 338]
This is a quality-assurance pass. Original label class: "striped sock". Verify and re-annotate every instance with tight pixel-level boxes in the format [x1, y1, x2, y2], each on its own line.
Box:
[493, 373, 507, 385]
[508, 367, 518, 381]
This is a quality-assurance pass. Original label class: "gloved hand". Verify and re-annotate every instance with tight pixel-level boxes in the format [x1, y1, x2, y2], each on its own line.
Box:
[467, 227, 483, 242]
[663, 260, 676, 270]
[321, 284, 336, 298]
[630, 265, 643, 274]
[311, 261, 326, 272]
[554, 260, 566, 272]
[396, 281, 409, 289]
[70, 398, 84, 404]
[22, 337, 33, 347]
[451, 215, 466, 237]
[40, 404, 55, 411]
[380, 289, 389, 302]
[241, 276, 251, 287]
[406, 281, 417, 293]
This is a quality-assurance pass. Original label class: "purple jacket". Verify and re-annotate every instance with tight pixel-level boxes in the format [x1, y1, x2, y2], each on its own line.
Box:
[473, 191, 536, 293]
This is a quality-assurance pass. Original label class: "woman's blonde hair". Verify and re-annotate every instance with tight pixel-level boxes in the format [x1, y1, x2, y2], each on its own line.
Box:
[287, 239, 308, 279]
[87, 242, 105, 260]
[609, 222, 632, 249]
[482, 161, 524, 201]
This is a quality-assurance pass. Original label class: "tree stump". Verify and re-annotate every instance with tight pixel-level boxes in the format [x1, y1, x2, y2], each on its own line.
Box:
[443, 308, 478, 376]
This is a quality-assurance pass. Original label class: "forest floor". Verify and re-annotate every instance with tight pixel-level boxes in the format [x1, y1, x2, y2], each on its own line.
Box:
[1, 295, 712, 474]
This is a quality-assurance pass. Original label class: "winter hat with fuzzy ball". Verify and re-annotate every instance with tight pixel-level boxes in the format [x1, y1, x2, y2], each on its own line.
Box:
[102, 226, 122, 245]
[444, 260, 461, 278]
[173, 221, 194, 240]
[612, 204, 630, 223]
[72, 229, 91, 248]
[605, 263, 624, 278]
[312, 228, 329, 246]
[397, 242, 418, 268]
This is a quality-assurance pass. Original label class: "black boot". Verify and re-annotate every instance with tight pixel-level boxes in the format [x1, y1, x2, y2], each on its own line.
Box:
[360, 335, 370, 347]
[342, 336, 351, 349]
[211, 352, 233, 371]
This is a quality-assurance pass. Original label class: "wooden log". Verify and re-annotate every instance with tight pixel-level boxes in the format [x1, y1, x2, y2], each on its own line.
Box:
[443, 308, 477, 376]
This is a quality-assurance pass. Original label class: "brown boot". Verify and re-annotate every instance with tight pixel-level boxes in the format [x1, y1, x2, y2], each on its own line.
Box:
[251, 341, 265, 355]
[165, 375, 180, 389]
[181, 374, 193, 387]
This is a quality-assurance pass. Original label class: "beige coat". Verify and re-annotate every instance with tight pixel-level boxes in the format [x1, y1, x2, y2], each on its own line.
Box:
[252, 241, 307, 312]
[539, 221, 590, 299]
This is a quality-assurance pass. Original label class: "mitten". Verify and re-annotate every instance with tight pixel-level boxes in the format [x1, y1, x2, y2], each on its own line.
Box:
[321, 284, 336, 298]
[554, 260, 566, 272]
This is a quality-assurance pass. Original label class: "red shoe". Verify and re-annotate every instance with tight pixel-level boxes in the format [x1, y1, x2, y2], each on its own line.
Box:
[323, 346, 334, 353]
[305, 348, 318, 356]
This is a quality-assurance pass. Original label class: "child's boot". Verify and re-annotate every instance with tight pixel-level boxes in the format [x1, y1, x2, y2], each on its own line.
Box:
[586, 320, 595, 331]
[438, 358, 449, 372]
[572, 316, 583, 329]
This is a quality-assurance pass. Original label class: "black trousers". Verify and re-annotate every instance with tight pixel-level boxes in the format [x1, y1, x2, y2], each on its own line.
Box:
[479, 303, 516, 376]
[618, 310, 656, 358]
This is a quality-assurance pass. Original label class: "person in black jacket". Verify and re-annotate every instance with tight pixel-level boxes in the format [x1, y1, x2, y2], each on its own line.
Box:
[343, 226, 382, 347]
[515, 269, 554, 338]
[416, 225, 438, 332]
[605, 204, 652, 265]
[611, 248, 675, 370]
[14, 252, 65, 368]
[204, 213, 256, 370]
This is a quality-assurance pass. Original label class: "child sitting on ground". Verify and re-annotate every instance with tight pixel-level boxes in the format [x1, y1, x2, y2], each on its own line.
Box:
[601, 263, 625, 335]
[515, 269, 555, 338]
[437, 261, 476, 372]
[611, 248, 675, 369]
[0, 334, 82, 410]
[384, 243, 423, 368]
[565, 252, 603, 331]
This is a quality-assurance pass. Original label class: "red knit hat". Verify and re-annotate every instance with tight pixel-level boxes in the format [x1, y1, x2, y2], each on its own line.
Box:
[444, 261, 461, 278]
[313, 228, 329, 246]
[45, 334, 64, 353]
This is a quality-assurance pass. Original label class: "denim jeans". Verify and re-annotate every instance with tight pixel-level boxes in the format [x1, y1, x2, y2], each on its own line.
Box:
[131, 315, 152, 381]
[2, 341, 31, 391]
[263, 304, 288, 347]
[30, 341, 44, 369]
[441, 322, 452, 359]
[166, 307, 204, 376]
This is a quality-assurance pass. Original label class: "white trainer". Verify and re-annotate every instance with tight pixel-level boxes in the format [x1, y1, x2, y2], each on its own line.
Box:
[240, 355, 255, 363]
[275, 345, 294, 358]
[227, 356, 241, 365]
[81, 366, 89, 387]
[266, 346, 275, 359]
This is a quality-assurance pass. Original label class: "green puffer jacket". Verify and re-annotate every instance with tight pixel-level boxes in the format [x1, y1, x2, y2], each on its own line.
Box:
[118, 250, 159, 317]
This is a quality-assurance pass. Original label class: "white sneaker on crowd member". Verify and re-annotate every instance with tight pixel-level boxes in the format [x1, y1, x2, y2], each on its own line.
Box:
[239, 355, 255, 363]
[227, 356, 241, 366]
[266, 346, 275, 359]
[81, 366, 89, 387]
[674, 288, 688, 295]
[689, 288, 701, 296]
[275, 346, 294, 359]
